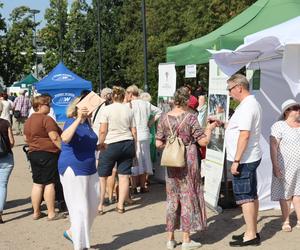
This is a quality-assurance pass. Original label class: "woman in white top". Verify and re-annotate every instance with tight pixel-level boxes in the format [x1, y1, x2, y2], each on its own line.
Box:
[125, 85, 162, 193]
[0, 93, 13, 124]
[270, 99, 300, 232]
[97, 86, 137, 214]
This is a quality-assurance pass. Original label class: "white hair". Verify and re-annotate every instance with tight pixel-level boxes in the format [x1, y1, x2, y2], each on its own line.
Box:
[140, 92, 152, 102]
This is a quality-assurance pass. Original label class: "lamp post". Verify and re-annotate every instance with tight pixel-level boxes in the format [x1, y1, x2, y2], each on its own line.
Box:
[58, 0, 64, 62]
[96, 0, 103, 91]
[141, 0, 148, 92]
[29, 9, 40, 78]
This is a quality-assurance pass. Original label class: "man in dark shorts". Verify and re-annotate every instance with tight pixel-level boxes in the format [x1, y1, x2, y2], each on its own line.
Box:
[225, 74, 262, 247]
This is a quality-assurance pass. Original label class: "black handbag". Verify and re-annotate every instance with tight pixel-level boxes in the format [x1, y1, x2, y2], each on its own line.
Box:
[0, 133, 9, 158]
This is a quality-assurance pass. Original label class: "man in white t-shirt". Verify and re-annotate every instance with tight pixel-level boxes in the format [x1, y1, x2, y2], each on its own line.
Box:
[225, 74, 262, 247]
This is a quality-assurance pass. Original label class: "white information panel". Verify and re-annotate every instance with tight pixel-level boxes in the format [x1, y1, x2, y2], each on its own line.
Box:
[204, 59, 230, 209]
[158, 63, 177, 97]
[185, 64, 197, 78]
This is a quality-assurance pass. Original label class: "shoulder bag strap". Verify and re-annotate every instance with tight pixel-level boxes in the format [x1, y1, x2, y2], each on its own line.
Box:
[92, 102, 105, 123]
[176, 113, 190, 134]
[166, 113, 190, 137]
[166, 115, 175, 137]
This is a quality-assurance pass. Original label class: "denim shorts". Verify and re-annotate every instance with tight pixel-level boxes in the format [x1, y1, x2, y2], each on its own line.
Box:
[228, 159, 261, 205]
[98, 140, 135, 177]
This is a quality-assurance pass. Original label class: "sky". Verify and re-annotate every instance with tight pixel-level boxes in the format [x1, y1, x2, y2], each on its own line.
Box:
[1, 0, 92, 28]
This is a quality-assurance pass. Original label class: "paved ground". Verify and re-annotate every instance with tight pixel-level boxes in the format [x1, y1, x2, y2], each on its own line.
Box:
[1, 135, 300, 250]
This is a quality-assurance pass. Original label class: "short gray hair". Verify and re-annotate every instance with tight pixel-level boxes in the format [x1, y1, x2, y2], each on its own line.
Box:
[174, 87, 190, 107]
[140, 92, 152, 102]
[100, 88, 112, 99]
[227, 74, 249, 91]
[126, 85, 139, 96]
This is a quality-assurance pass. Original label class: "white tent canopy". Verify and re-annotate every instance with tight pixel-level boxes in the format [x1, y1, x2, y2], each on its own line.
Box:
[209, 16, 300, 210]
[210, 16, 300, 97]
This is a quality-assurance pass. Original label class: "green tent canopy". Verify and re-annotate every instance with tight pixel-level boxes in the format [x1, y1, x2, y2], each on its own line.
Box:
[167, 0, 300, 66]
[12, 74, 38, 88]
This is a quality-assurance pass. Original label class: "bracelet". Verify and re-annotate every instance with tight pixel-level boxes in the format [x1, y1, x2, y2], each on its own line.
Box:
[233, 160, 240, 163]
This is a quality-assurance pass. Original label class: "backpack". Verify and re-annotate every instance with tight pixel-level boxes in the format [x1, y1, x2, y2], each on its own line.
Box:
[160, 114, 189, 168]
[0, 133, 9, 158]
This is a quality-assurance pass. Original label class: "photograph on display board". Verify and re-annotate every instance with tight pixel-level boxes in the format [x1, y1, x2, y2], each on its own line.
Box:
[207, 94, 227, 152]
[157, 96, 174, 113]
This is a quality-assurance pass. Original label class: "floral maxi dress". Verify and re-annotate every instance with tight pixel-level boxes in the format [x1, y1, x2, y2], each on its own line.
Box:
[156, 112, 207, 232]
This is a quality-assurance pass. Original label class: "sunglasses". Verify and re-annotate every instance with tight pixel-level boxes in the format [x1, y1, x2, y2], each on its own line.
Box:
[287, 105, 300, 112]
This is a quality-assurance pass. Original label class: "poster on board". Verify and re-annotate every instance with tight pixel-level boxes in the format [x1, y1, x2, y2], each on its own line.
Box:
[158, 63, 176, 97]
[204, 59, 230, 210]
[155, 63, 177, 183]
[185, 64, 197, 78]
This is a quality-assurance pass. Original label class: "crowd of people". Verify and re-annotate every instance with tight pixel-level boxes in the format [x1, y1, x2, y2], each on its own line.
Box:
[0, 74, 300, 250]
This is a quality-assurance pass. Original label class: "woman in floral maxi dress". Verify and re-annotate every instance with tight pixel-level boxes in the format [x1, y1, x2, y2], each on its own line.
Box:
[156, 87, 218, 250]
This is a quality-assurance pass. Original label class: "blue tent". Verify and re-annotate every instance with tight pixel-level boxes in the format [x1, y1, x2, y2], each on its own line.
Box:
[35, 62, 92, 122]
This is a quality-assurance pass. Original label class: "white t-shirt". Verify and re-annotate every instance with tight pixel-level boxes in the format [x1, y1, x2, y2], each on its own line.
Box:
[99, 102, 136, 144]
[129, 99, 162, 141]
[0, 100, 12, 123]
[92, 102, 106, 142]
[225, 95, 262, 163]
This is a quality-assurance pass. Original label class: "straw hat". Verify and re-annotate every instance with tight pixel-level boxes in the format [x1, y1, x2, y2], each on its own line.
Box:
[279, 99, 300, 120]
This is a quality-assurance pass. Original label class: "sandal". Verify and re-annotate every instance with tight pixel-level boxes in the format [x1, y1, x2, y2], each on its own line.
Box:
[125, 199, 136, 206]
[97, 210, 104, 215]
[47, 212, 66, 221]
[115, 206, 125, 214]
[32, 212, 46, 220]
[296, 221, 300, 229]
[282, 221, 292, 232]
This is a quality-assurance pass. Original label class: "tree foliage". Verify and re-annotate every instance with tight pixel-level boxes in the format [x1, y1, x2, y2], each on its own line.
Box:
[0, 0, 257, 94]
[1, 6, 35, 84]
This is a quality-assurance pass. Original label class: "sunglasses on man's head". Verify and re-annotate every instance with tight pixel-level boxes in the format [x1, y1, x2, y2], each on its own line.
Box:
[287, 105, 300, 112]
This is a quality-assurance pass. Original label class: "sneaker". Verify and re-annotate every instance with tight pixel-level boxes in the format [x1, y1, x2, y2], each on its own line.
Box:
[182, 240, 202, 250]
[166, 240, 177, 249]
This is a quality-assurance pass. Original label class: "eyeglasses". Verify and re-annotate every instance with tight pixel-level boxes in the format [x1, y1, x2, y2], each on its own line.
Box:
[287, 105, 300, 112]
[227, 84, 239, 92]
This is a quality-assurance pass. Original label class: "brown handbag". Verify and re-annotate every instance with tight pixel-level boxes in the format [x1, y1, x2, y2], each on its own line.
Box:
[160, 114, 189, 167]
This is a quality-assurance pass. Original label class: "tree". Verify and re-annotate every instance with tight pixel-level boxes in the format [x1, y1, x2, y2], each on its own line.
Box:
[114, 0, 256, 96]
[40, 0, 68, 71]
[1, 6, 36, 85]
[0, 2, 7, 84]
[65, 0, 90, 74]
